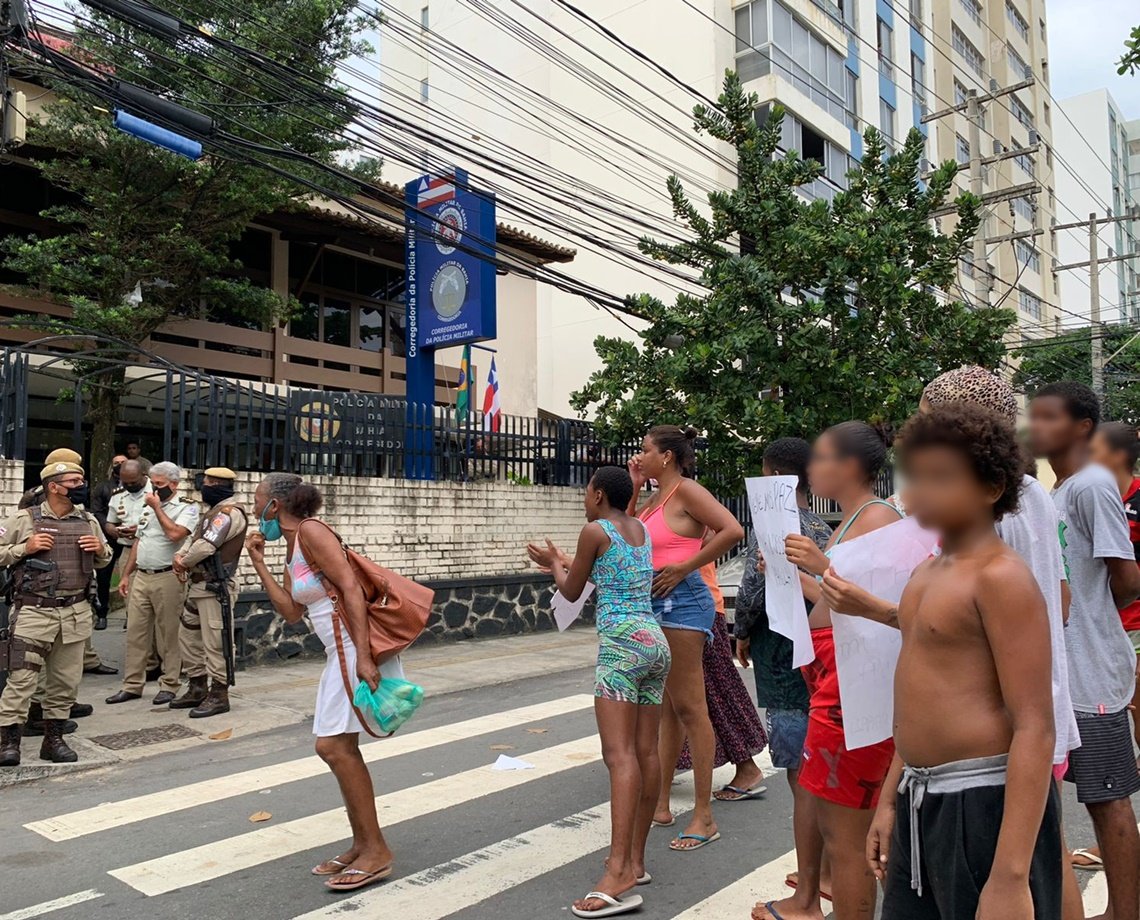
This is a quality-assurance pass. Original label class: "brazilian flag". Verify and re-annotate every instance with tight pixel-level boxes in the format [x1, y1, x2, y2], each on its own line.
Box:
[456, 345, 471, 420]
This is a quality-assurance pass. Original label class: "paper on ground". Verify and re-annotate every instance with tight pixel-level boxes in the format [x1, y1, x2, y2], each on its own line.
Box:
[828, 516, 939, 749]
[552, 583, 595, 632]
[491, 755, 535, 771]
[745, 476, 814, 667]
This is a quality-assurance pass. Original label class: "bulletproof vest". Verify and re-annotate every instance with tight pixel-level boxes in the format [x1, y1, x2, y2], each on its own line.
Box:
[200, 502, 247, 581]
[19, 507, 95, 598]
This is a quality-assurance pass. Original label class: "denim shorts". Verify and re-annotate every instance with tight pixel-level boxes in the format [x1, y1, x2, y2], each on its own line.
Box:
[766, 709, 809, 770]
[651, 569, 715, 641]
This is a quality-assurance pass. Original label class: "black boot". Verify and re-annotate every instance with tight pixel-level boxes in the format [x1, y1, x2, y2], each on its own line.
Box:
[24, 701, 78, 737]
[169, 675, 208, 710]
[39, 720, 78, 764]
[189, 681, 230, 719]
[0, 724, 21, 767]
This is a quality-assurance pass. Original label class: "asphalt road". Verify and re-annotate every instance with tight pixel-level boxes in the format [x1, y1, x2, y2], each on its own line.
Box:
[0, 663, 1117, 920]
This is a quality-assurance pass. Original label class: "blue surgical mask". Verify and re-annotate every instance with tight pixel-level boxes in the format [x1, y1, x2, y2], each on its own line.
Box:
[258, 505, 282, 542]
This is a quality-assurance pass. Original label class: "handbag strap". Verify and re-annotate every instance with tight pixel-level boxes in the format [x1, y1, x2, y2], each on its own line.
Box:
[296, 519, 388, 740]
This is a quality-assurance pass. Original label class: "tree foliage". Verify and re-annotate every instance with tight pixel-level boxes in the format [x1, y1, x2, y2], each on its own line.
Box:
[1120, 25, 1140, 76]
[571, 72, 1014, 491]
[1012, 327, 1140, 425]
[2, 1, 371, 471]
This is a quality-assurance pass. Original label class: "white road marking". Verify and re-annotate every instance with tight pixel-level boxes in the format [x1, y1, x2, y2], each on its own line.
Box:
[27, 695, 595, 842]
[0, 890, 104, 920]
[290, 765, 737, 920]
[108, 734, 604, 897]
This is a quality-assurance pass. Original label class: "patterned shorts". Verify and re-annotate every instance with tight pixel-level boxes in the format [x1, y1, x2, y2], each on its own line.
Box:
[595, 617, 673, 706]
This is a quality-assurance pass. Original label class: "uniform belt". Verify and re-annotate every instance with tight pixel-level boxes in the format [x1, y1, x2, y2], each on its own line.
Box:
[137, 565, 174, 575]
[19, 593, 85, 608]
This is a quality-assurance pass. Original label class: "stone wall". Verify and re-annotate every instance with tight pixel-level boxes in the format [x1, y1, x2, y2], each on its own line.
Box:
[0, 460, 595, 659]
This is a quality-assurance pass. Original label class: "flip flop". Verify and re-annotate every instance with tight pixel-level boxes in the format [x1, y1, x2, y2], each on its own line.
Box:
[1071, 848, 1105, 871]
[713, 783, 768, 801]
[602, 857, 650, 885]
[570, 891, 644, 918]
[311, 858, 350, 876]
[760, 901, 787, 920]
[669, 831, 721, 852]
[324, 864, 393, 892]
[784, 873, 833, 901]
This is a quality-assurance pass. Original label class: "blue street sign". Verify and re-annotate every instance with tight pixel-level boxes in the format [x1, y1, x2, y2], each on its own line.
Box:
[404, 169, 497, 480]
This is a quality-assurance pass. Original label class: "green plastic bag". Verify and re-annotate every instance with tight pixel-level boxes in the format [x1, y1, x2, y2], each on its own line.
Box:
[353, 678, 425, 734]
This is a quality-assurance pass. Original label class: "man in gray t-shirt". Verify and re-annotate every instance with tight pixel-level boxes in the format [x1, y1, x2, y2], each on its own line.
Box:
[1031, 381, 1140, 920]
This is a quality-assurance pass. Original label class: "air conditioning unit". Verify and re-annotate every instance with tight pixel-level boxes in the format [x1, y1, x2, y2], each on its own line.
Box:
[1028, 128, 1039, 145]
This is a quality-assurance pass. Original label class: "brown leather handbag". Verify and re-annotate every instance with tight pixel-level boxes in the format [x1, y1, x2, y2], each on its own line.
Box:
[296, 518, 435, 664]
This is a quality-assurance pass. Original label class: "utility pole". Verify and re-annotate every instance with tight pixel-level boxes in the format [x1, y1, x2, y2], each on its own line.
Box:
[924, 78, 1043, 307]
[1053, 208, 1140, 407]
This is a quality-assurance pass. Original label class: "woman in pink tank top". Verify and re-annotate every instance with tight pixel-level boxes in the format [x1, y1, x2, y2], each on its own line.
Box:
[629, 425, 744, 852]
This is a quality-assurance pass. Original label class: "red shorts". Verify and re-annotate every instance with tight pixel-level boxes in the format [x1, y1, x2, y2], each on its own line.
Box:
[799, 716, 895, 809]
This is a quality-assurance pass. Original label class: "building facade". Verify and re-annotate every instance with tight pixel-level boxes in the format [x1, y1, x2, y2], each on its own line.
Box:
[1053, 90, 1140, 326]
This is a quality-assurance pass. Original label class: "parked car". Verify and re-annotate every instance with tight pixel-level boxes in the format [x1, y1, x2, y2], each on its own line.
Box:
[716, 554, 748, 627]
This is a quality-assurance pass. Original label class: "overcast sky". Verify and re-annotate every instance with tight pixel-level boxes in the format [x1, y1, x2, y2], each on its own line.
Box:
[1046, 0, 1139, 118]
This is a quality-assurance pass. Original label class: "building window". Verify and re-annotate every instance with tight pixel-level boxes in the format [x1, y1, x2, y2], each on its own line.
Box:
[961, 251, 975, 278]
[1019, 289, 1041, 319]
[1006, 1, 1029, 41]
[952, 26, 984, 77]
[956, 133, 971, 164]
[957, 0, 983, 27]
[880, 98, 897, 148]
[1043, 101, 1051, 126]
[1007, 44, 1032, 80]
[1015, 239, 1040, 273]
[877, 18, 894, 78]
[909, 0, 922, 24]
[420, 5, 429, 30]
[1010, 94, 1034, 129]
[1012, 196, 1035, 222]
[419, 78, 429, 104]
[1014, 149, 1035, 176]
[847, 69, 859, 129]
[1039, 18, 1046, 40]
[757, 106, 851, 199]
[911, 52, 926, 101]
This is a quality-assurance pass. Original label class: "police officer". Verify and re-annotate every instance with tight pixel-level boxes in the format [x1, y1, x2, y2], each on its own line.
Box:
[170, 468, 247, 718]
[0, 457, 112, 766]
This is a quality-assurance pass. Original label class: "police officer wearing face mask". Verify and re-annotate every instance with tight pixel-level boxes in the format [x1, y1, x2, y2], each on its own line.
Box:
[0, 456, 112, 767]
[170, 469, 247, 717]
[90, 454, 128, 630]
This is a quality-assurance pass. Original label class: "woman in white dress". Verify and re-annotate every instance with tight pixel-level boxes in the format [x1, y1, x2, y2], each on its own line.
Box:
[246, 473, 393, 893]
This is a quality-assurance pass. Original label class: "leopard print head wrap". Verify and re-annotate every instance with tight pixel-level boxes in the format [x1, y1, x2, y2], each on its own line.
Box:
[922, 366, 1018, 425]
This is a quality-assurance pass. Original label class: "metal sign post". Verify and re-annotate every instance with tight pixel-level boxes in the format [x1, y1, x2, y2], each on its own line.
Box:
[404, 169, 497, 480]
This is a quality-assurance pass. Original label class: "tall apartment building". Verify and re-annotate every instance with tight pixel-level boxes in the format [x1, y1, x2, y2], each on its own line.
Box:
[382, 1, 1053, 415]
[1053, 90, 1140, 326]
[930, 0, 1058, 334]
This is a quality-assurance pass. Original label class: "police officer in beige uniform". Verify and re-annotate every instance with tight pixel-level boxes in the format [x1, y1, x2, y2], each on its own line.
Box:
[106, 462, 198, 706]
[0, 458, 112, 766]
[170, 468, 247, 718]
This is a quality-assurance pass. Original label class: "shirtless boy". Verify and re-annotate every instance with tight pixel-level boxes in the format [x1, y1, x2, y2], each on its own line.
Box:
[871, 404, 1059, 919]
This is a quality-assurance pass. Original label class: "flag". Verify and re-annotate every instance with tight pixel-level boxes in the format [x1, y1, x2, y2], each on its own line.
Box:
[456, 345, 471, 421]
[482, 356, 501, 432]
[417, 175, 455, 208]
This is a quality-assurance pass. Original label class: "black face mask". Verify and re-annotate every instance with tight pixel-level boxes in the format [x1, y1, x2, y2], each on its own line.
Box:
[154, 485, 174, 502]
[65, 484, 89, 507]
[201, 484, 234, 508]
[112, 464, 122, 479]
[124, 482, 145, 494]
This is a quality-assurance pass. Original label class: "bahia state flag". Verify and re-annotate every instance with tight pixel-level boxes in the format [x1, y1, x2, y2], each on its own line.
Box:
[456, 345, 471, 420]
[482, 356, 502, 432]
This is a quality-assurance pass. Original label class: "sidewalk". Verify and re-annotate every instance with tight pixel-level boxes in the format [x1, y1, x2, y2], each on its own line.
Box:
[0, 622, 598, 787]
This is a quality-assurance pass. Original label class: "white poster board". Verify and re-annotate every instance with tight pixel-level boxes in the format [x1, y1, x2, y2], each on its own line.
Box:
[551, 583, 596, 632]
[745, 476, 814, 668]
[828, 515, 940, 749]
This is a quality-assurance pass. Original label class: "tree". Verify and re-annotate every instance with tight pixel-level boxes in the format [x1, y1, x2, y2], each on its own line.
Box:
[1120, 25, 1140, 76]
[1012, 327, 1140, 424]
[2, 1, 371, 473]
[571, 72, 1014, 491]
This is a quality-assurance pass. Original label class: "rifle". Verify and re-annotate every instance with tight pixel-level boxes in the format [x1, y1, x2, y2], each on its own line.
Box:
[208, 552, 236, 687]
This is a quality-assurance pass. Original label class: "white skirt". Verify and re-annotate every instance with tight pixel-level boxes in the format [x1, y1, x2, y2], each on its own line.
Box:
[308, 600, 405, 737]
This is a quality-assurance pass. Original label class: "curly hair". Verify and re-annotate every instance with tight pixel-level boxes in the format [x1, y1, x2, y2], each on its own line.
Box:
[1034, 380, 1100, 432]
[763, 437, 812, 491]
[897, 404, 1025, 520]
[590, 465, 634, 511]
[262, 472, 324, 518]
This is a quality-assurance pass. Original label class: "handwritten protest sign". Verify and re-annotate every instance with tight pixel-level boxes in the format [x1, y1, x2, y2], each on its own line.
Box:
[828, 515, 940, 749]
[745, 476, 814, 668]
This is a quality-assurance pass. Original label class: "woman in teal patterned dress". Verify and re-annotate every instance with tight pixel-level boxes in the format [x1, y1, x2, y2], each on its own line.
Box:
[528, 466, 672, 919]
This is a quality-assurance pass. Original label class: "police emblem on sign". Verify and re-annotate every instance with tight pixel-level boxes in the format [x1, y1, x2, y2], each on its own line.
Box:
[434, 203, 466, 256]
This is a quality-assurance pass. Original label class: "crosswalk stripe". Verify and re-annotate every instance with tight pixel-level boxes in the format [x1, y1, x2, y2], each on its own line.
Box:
[669, 845, 805, 919]
[27, 695, 595, 842]
[290, 766, 736, 920]
[108, 734, 604, 897]
[0, 890, 104, 920]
